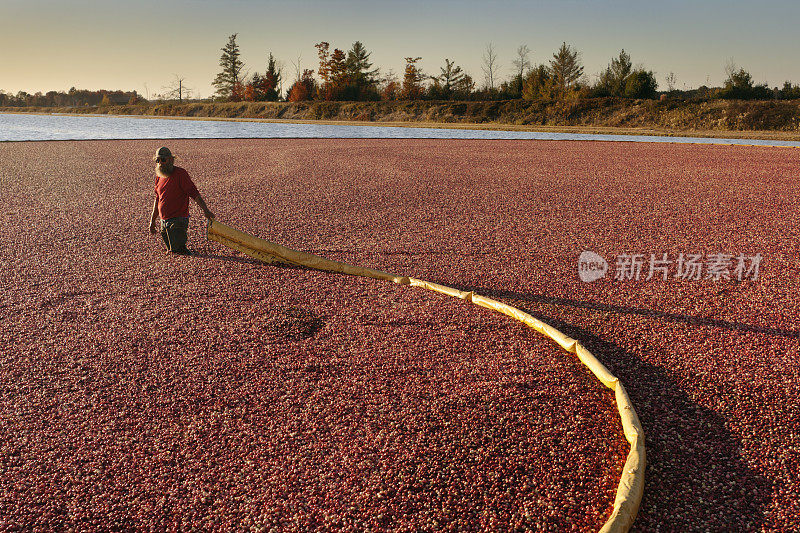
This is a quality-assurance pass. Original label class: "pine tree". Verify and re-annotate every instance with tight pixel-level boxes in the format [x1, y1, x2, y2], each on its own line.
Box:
[522, 64, 552, 101]
[440, 60, 465, 90]
[401, 57, 425, 100]
[624, 70, 658, 99]
[213, 34, 245, 100]
[433, 59, 467, 99]
[549, 42, 583, 95]
[263, 53, 282, 101]
[345, 41, 379, 98]
[610, 50, 632, 94]
[452, 73, 475, 99]
[599, 49, 632, 96]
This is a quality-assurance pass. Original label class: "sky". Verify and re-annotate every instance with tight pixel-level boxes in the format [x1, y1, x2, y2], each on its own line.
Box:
[2, 0, 799, 98]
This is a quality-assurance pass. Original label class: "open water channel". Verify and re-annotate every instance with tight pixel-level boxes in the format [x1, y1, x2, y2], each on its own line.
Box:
[2, 112, 800, 146]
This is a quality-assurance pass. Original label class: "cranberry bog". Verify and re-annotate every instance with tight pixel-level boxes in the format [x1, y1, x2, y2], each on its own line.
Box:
[1, 139, 798, 531]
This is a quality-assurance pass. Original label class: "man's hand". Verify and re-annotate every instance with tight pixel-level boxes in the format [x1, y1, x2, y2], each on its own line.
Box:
[193, 194, 214, 221]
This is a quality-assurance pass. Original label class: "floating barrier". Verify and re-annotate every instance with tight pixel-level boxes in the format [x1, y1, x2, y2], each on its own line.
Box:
[207, 219, 645, 532]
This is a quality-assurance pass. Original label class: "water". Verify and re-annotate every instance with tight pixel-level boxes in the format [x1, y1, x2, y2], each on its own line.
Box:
[2, 112, 799, 146]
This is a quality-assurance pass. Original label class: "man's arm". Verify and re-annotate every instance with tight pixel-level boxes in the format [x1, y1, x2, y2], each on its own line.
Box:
[192, 193, 214, 220]
[149, 197, 159, 233]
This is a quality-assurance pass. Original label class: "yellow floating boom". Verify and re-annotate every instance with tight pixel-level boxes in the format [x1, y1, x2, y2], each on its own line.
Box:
[207, 219, 645, 532]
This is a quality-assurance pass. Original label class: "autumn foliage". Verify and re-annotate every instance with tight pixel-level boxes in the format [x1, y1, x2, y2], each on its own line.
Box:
[233, 54, 282, 103]
[230, 82, 246, 102]
[315, 42, 347, 101]
[380, 80, 400, 101]
[401, 57, 425, 100]
[287, 70, 316, 102]
[313, 41, 380, 101]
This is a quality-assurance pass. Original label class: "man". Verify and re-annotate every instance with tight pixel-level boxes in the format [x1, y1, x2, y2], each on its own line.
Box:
[148, 147, 214, 255]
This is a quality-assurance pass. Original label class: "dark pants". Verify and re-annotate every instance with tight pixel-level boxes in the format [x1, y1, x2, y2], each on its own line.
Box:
[160, 217, 189, 253]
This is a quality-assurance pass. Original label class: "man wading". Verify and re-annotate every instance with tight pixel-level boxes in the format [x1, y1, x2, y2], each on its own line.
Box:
[148, 147, 214, 254]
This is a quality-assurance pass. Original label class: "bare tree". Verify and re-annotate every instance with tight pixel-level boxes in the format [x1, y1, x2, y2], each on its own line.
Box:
[511, 44, 531, 94]
[291, 53, 303, 84]
[512, 45, 531, 80]
[724, 58, 737, 80]
[482, 42, 500, 90]
[162, 74, 192, 101]
[665, 72, 677, 92]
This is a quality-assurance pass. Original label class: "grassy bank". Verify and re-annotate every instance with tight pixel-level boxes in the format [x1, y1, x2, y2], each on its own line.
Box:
[4, 98, 800, 139]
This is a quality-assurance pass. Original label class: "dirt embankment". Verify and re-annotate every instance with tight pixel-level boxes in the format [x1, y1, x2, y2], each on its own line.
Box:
[3, 98, 800, 135]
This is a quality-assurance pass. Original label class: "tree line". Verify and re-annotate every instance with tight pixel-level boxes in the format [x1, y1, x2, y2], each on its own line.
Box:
[211, 34, 800, 103]
[0, 87, 143, 108]
[4, 35, 800, 108]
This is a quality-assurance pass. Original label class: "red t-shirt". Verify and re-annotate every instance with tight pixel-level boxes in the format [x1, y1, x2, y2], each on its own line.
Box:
[154, 166, 199, 220]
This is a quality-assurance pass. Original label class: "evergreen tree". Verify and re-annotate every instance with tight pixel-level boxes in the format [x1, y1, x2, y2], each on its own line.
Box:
[717, 64, 770, 100]
[624, 70, 658, 99]
[345, 41, 379, 98]
[263, 53, 282, 101]
[549, 42, 583, 95]
[780, 81, 800, 99]
[401, 57, 425, 100]
[725, 67, 754, 92]
[432, 59, 466, 99]
[439, 59, 465, 90]
[452, 73, 475, 99]
[213, 34, 245, 100]
[599, 49, 632, 96]
[521, 64, 552, 100]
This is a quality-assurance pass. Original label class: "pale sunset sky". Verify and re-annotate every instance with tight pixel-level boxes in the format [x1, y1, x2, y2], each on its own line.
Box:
[2, 0, 798, 98]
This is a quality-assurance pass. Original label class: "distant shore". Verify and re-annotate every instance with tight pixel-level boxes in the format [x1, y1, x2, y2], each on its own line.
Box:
[3, 97, 800, 141]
